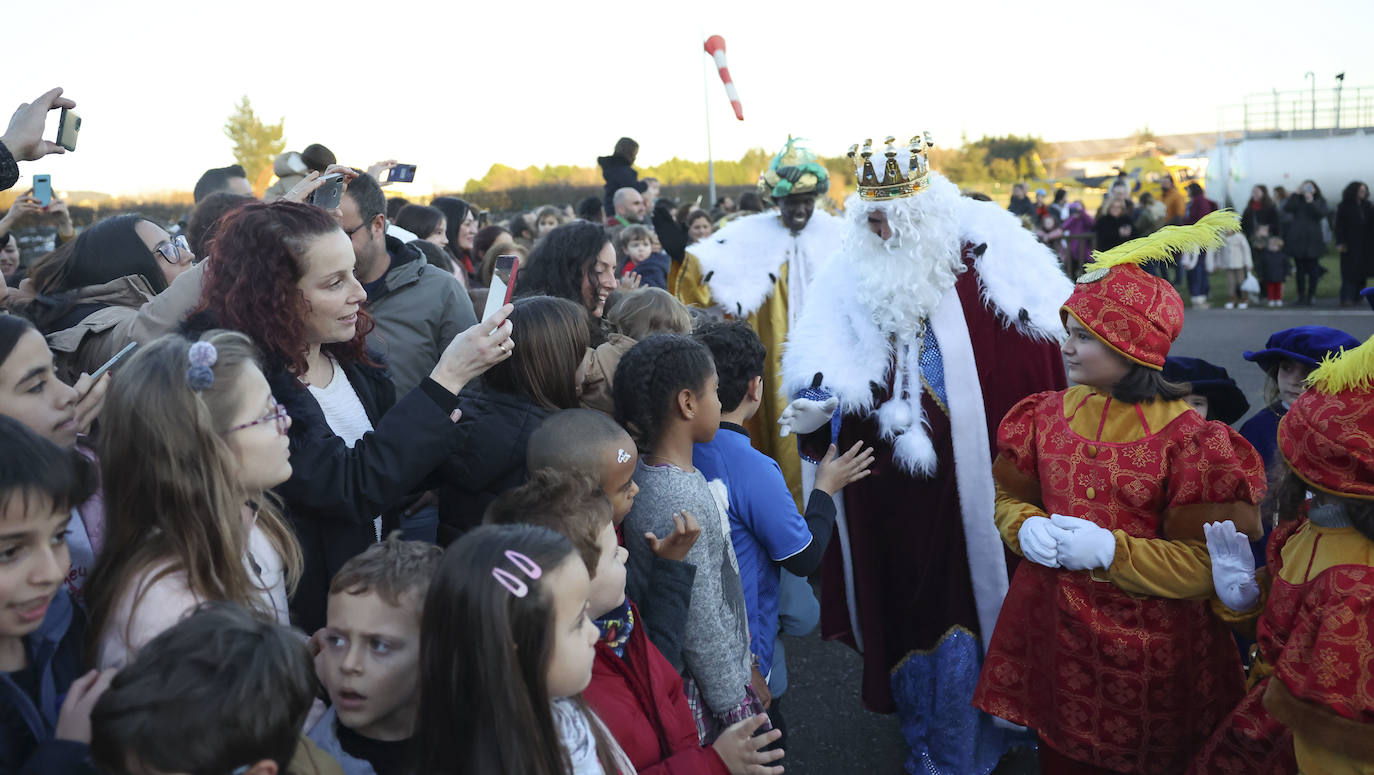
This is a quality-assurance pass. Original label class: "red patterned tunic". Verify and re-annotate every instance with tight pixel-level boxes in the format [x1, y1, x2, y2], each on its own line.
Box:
[1190, 517, 1374, 774]
[972, 387, 1265, 773]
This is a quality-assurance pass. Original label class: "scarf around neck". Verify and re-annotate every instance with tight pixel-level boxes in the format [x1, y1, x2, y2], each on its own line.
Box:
[594, 599, 634, 658]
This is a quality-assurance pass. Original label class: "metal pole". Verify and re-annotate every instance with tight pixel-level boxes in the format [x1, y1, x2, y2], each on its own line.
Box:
[701, 32, 715, 209]
[1305, 72, 1316, 129]
[1334, 73, 1345, 130]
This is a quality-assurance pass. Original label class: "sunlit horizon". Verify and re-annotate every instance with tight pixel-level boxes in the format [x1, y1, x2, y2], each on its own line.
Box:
[9, 0, 1369, 198]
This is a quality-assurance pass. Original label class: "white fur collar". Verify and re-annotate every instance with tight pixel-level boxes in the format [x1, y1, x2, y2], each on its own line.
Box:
[688, 210, 844, 318]
[782, 202, 1071, 411]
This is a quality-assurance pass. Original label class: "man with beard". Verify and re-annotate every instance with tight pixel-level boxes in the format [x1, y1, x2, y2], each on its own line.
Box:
[780, 135, 1071, 773]
[676, 137, 843, 506]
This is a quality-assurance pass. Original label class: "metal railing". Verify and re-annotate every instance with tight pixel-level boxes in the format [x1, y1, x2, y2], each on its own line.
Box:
[1217, 84, 1374, 135]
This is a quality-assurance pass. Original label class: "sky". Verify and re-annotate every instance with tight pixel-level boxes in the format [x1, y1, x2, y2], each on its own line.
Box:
[9, 0, 1371, 197]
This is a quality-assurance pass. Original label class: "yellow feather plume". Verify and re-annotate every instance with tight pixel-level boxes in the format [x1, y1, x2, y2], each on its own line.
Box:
[1308, 335, 1374, 395]
[1082, 210, 1241, 273]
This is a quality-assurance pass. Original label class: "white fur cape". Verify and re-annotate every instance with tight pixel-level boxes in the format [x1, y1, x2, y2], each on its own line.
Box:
[781, 196, 1071, 413]
[688, 210, 845, 319]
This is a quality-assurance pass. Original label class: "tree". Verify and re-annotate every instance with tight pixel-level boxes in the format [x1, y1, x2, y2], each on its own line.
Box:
[223, 96, 285, 192]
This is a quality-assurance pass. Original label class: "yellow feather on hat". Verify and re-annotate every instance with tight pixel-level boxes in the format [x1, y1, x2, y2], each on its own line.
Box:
[1308, 335, 1374, 395]
[1081, 210, 1241, 274]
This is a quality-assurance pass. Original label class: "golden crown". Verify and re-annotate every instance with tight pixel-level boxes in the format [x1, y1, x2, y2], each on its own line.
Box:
[849, 133, 934, 201]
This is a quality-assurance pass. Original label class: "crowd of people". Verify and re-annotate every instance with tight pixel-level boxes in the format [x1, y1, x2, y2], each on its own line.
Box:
[1, 87, 1373, 775]
[1010, 173, 1374, 310]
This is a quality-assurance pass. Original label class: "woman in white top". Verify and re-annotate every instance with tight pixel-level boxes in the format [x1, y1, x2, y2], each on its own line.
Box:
[87, 330, 303, 669]
[183, 200, 514, 632]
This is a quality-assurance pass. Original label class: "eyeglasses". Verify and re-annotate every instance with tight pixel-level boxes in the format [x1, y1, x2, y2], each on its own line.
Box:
[151, 234, 191, 265]
[227, 401, 290, 436]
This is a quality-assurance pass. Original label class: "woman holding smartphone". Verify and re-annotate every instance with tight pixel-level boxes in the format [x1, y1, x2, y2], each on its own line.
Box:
[186, 200, 513, 631]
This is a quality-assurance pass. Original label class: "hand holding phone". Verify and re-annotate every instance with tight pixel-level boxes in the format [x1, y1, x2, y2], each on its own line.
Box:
[309, 173, 346, 210]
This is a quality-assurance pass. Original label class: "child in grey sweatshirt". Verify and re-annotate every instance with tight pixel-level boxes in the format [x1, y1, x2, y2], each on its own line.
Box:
[613, 334, 761, 744]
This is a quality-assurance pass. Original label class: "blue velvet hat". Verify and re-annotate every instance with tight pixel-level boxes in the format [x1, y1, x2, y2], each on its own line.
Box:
[1163, 356, 1250, 424]
[1362, 287, 1374, 311]
[1242, 326, 1361, 372]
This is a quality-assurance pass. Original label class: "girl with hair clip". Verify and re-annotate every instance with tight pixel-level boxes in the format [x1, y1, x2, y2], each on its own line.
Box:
[85, 330, 304, 669]
[437, 295, 589, 537]
[1191, 336, 1374, 775]
[614, 334, 762, 745]
[972, 212, 1268, 775]
[580, 287, 693, 416]
[415, 523, 634, 775]
[186, 200, 512, 632]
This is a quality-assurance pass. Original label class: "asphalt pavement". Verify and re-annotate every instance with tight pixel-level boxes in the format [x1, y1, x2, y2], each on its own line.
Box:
[777, 302, 1374, 774]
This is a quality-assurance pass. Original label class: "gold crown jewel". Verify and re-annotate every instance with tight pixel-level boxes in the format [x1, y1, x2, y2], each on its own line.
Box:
[848, 133, 934, 201]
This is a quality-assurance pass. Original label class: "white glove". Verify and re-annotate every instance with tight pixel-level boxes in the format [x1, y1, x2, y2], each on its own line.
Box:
[778, 395, 838, 437]
[1050, 513, 1117, 571]
[1017, 516, 1063, 568]
[1204, 520, 1260, 612]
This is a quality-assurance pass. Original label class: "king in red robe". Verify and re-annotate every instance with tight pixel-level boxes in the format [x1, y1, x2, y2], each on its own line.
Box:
[781, 139, 1071, 774]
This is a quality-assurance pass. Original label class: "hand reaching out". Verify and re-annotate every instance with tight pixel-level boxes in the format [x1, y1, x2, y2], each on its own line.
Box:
[645, 510, 701, 562]
[618, 272, 642, 291]
[814, 442, 874, 495]
[54, 668, 116, 743]
[1204, 520, 1260, 612]
[777, 395, 837, 437]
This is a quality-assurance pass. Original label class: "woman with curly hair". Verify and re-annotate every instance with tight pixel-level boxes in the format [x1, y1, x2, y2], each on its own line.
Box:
[518, 220, 619, 344]
[186, 200, 514, 630]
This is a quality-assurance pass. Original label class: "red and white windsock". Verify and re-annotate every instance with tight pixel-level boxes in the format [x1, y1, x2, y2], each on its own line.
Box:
[703, 35, 744, 121]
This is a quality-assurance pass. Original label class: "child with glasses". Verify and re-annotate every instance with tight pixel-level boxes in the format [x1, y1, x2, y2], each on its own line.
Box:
[86, 331, 303, 669]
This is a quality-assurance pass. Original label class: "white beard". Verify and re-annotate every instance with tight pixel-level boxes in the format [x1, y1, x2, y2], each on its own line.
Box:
[845, 174, 966, 339]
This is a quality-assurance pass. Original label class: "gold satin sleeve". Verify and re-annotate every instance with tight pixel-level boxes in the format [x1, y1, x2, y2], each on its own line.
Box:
[1105, 532, 1214, 599]
[674, 251, 712, 309]
[993, 455, 1047, 556]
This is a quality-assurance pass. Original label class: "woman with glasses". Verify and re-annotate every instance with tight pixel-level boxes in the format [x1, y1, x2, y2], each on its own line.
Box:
[186, 200, 514, 631]
[11, 213, 198, 382]
[86, 330, 304, 669]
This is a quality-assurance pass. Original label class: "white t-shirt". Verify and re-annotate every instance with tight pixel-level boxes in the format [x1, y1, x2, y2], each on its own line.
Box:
[307, 360, 380, 539]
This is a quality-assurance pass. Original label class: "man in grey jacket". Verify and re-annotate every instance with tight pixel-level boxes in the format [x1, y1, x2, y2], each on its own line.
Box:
[341, 173, 476, 395]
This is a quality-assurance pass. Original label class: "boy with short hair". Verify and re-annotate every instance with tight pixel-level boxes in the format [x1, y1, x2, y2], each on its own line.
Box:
[691, 320, 873, 742]
[526, 408, 698, 669]
[309, 533, 443, 775]
[0, 416, 107, 775]
[90, 602, 325, 775]
[616, 224, 669, 290]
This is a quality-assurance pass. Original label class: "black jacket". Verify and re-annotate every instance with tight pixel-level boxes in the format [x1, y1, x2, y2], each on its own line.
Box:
[437, 386, 553, 539]
[1335, 198, 1374, 276]
[598, 154, 646, 218]
[1282, 195, 1329, 260]
[1241, 202, 1279, 241]
[267, 361, 462, 631]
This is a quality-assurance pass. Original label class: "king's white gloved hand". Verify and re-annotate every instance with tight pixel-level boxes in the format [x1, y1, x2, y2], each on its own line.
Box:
[1204, 520, 1260, 612]
[1017, 516, 1063, 568]
[1050, 513, 1117, 571]
[778, 395, 838, 437]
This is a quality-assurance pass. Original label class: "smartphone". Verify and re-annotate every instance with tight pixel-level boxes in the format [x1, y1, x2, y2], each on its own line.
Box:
[387, 164, 417, 183]
[32, 175, 52, 207]
[483, 255, 521, 322]
[309, 173, 346, 210]
[56, 109, 81, 152]
[89, 341, 138, 382]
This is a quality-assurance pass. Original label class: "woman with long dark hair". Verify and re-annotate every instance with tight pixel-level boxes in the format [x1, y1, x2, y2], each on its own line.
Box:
[433, 197, 480, 287]
[438, 295, 590, 537]
[186, 199, 513, 630]
[1335, 181, 1373, 306]
[1282, 179, 1329, 306]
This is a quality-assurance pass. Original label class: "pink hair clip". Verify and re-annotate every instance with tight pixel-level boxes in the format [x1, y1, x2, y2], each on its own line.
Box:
[491, 550, 543, 598]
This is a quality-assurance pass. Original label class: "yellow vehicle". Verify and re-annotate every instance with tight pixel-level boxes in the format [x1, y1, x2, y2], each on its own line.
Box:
[1120, 156, 1203, 200]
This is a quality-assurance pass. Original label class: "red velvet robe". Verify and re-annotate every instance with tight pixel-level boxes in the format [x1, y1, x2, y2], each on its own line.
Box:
[800, 254, 1066, 712]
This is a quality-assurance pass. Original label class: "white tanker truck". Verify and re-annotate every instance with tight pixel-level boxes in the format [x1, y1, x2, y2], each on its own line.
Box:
[1206, 129, 1374, 207]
